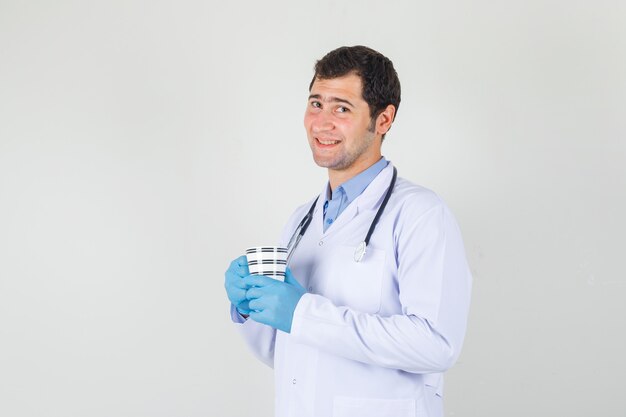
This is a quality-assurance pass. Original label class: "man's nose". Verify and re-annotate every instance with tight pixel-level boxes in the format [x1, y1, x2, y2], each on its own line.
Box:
[311, 112, 334, 133]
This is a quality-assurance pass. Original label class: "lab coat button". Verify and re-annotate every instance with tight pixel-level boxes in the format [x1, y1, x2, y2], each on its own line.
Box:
[292, 379, 296, 385]
[318, 241, 323, 246]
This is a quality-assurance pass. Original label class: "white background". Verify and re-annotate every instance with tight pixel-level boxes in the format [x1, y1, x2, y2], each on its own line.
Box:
[1, 1, 625, 416]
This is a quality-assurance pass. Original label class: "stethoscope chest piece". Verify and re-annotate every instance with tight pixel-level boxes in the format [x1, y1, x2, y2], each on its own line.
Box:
[354, 241, 367, 263]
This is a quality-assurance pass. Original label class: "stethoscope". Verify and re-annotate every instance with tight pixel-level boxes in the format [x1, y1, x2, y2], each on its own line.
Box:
[286, 167, 397, 264]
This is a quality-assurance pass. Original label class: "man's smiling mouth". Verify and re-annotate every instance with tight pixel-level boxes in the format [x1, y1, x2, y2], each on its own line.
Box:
[316, 138, 340, 145]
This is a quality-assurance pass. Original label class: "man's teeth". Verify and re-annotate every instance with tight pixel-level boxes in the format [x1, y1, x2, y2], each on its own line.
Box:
[319, 139, 339, 145]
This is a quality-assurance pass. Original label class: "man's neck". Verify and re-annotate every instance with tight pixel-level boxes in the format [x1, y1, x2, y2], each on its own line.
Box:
[327, 154, 382, 191]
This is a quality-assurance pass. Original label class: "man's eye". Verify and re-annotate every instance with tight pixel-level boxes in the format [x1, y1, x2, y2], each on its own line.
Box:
[336, 106, 349, 113]
[311, 101, 321, 108]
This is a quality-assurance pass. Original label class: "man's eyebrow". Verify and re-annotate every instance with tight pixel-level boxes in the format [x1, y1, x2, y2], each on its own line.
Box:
[308, 94, 354, 107]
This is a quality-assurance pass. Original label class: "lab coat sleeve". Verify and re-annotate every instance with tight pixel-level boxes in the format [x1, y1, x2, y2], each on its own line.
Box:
[289, 202, 472, 374]
[231, 304, 277, 368]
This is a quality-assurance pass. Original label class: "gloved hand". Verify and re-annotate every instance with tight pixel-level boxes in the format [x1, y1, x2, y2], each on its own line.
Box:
[224, 256, 252, 315]
[243, 268, 306, 333]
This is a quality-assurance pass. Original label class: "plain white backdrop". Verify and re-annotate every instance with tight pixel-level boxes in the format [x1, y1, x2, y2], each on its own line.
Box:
[1, 1, 625, 416]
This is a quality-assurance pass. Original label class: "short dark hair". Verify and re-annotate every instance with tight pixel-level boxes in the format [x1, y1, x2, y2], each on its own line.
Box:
[309, 45, 401, 124]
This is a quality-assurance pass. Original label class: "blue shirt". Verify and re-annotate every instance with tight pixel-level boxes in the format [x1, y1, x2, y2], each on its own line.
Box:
[323, 157, 389, 232]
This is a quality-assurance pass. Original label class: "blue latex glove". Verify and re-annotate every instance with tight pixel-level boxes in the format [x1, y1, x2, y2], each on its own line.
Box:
[244, 268, 306, 333]
[224, 256, 252, 315]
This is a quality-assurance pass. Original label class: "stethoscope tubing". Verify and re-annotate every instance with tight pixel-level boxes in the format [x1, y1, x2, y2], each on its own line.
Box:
[285, 196, 319, 265]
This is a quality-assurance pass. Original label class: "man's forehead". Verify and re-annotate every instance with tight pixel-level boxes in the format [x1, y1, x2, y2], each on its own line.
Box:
[310, 74, 364, 101]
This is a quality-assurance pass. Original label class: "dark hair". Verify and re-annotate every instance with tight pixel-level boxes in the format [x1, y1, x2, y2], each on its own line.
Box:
[309, 45, 401, 124]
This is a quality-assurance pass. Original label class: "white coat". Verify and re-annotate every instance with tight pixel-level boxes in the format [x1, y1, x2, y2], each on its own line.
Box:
[233, 163, 472, 417]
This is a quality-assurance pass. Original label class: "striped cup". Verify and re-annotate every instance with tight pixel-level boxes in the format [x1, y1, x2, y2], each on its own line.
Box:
[245, 246, 288, 281]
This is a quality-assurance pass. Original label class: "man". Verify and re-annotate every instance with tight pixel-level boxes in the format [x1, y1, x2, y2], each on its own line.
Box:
[224, 46, 472, 417]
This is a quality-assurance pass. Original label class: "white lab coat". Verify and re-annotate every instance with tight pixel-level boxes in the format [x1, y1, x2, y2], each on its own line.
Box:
[233, 163, 472, 417]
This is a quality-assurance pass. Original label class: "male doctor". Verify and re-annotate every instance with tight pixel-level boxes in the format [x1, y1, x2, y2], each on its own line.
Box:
[224, 46, 472, 417]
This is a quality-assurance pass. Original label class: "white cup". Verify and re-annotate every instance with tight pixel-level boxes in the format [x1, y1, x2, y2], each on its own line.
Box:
[245, 246, 288, 281]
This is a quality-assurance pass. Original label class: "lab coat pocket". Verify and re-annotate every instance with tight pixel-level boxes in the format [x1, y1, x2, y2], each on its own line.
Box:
[333, 396, 415, 417]
[323, 245, 385, 314]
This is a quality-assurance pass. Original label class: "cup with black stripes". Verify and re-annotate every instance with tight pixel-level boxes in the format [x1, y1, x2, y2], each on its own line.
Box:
[245, 246, 288, 282]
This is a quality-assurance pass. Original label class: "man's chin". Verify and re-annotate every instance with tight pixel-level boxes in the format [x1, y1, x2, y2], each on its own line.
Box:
[312, 157, 345, 170]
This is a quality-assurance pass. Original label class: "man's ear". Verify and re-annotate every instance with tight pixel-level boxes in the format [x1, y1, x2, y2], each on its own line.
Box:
[375, 104, 396, 136]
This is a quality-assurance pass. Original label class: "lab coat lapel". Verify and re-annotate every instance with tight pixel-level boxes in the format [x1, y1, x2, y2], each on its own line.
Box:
[354, 163, 395, 210]
[318, 163, 395, 238]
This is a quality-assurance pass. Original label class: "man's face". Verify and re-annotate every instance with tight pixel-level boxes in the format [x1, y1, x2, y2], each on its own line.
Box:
[304, 73, 381, 175]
